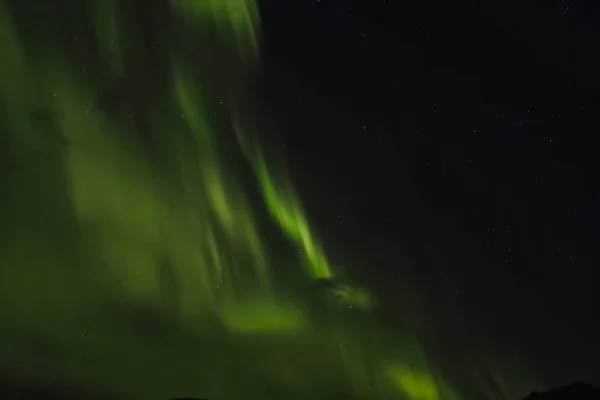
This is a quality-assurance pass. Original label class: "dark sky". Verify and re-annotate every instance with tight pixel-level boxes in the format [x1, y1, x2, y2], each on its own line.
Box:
[258, 0, 600, 385]
[1, 0, 599, 397]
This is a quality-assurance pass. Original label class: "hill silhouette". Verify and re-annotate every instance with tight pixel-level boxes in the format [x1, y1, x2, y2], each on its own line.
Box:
[523, 381, 600, 400]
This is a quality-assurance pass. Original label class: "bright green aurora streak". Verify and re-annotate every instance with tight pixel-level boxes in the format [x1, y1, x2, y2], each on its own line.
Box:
[0, 0, 540, 399]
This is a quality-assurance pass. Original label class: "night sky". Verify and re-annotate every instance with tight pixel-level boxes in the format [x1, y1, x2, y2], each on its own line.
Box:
[258, 0, 600, 386]
[1, 0, 599, 398]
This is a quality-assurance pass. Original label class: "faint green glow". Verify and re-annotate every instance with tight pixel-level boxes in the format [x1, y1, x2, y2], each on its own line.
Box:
[385, 363, 440, 400]
[220, 298, 307, 333]
[93, 0, 124, 77]
[332, 282, 373, 309]
[174, 0, 260, 56]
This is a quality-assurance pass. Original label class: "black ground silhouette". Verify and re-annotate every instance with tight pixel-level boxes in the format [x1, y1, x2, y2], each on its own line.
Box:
[523, 381, 600, 400]
[2, 372, 599, 400]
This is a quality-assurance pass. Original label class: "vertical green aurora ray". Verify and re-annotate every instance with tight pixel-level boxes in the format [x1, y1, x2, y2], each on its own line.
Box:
[171, 0, 334, 288]
[0, 0, 542, 398]
[174, 0, 335, 281]
[233, 117, 333, 280]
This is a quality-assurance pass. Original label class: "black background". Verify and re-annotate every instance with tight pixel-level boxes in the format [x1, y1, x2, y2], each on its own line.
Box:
[258, 0, 600, 385]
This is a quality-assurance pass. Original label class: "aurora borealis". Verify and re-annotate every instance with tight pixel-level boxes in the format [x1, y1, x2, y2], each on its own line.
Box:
[0, 0, 544, 399]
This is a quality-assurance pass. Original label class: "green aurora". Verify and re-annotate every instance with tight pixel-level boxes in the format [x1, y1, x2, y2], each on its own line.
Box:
[0, 0, 540, 398]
